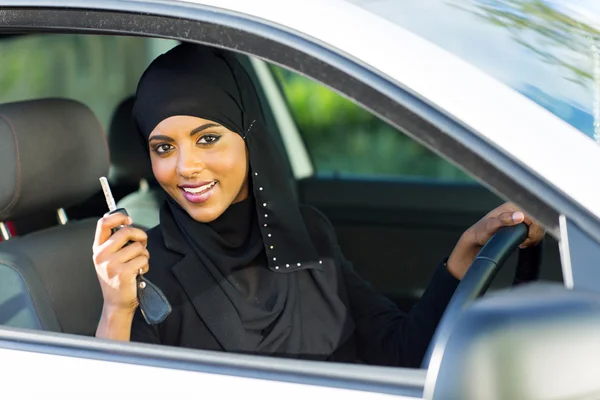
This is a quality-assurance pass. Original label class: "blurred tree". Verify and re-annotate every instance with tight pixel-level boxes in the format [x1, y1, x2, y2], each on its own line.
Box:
[271, 66, 473, 181]
[0, 35, 149, 128]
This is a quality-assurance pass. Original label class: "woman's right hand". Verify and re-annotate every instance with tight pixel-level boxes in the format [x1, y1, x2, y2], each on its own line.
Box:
[93, 212, 150, 315]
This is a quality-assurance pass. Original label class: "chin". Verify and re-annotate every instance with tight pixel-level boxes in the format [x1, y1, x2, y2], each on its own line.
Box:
[186, 204, 226, 223]
[168, 188, 226, 223]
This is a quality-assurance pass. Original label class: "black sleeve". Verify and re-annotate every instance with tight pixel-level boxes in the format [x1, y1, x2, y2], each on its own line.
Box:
[339, 249, 459, 368]
[130, 307, 161, 345]
[301, 205, 460, 368]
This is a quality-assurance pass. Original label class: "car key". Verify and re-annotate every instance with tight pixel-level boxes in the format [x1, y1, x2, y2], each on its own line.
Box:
[99, 177, 172, 325]
[99, 176, 132, 239]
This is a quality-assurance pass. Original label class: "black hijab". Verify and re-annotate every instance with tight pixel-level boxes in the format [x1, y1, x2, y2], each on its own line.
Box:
[132, 44, 353, 358]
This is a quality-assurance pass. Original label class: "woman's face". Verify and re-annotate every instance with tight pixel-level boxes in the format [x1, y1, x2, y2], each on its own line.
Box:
[148, 115, 249, 223]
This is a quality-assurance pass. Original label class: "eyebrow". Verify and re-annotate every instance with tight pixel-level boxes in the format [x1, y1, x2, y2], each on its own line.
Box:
[148, 135, 174, 143]
[190, 123, 220, 136]
[148, 123, 221, 143]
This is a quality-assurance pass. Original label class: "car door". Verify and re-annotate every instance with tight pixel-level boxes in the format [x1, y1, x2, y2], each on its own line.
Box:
[0, 328, 424, 399]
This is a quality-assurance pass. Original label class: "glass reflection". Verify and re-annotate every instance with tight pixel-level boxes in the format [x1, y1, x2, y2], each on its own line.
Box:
[452, 0, 599, 140]
[351, 0, 600, 141]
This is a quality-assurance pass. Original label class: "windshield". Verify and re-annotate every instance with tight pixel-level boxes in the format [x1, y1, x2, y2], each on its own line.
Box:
[347, 0, 600, 142]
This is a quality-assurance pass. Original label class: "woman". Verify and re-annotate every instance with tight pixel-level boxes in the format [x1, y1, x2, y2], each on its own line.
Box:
[93, 43, 544, 367]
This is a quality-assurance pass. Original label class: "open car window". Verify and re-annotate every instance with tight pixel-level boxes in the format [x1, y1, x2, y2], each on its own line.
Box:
[0, 31, 563, 334]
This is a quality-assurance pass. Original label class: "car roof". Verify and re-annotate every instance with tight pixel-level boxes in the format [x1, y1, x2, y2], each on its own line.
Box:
[2, 0, 600, 222]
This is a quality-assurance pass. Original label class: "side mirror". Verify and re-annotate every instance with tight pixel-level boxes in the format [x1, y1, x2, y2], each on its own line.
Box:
[424, 283, 600, 400]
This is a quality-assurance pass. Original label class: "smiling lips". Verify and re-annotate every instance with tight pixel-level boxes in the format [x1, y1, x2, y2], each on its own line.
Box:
[179, 181, 217, 203]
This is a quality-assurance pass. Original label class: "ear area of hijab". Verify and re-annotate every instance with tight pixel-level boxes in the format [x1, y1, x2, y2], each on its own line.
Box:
[241, 119, 256, 140]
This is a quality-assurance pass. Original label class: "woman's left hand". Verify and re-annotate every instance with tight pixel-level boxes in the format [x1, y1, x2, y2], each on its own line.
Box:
[447, 202, 545, 280]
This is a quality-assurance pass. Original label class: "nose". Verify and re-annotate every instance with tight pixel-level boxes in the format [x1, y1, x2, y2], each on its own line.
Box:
[177, 147, 205, 178]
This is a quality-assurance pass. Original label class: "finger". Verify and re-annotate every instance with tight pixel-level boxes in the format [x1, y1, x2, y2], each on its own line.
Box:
[102, 255, 149, 282]
[518, 213, 537, 229]
[111, 241, 150, 264]
[93, 213, 133, 248]
[498, 211, 524, 226]
[519, 238, 535, 249]
[480, 214, 504, 241]
[99, 226, 148, 256]
[479, 211, 523, 244]
[487, 202, 517, 218]
[520, 224, 545, 248]
[528, 220, 544, 235]
[96, 226, 148, 258]
[123, 255, 150, 277]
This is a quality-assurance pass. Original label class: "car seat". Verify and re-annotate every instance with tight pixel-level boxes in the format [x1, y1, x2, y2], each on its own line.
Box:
[0, 98, 108, 335]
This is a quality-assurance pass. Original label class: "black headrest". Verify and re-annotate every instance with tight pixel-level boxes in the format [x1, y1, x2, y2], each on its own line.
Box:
[108, 96, 153, 184]
[0, 98, 109, 220]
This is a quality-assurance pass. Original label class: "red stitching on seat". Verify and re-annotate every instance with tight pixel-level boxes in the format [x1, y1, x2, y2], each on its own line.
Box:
[0, 222, 16, 241]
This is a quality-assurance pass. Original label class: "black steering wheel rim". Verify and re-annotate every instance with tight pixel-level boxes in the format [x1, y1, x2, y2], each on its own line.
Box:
[421, 223, 529, 369]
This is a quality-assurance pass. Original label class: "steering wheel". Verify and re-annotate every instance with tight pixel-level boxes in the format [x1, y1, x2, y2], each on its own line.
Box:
[421, 223, 528, 369]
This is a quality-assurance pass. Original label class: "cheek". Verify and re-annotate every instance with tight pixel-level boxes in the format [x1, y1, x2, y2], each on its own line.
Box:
[150, 156, 176, 186]
[211, 143, 248, 183]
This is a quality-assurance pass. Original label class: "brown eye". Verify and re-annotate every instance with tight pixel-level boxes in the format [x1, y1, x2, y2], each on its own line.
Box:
[197, 134, 222, 145]
[153, 143, 174, 155]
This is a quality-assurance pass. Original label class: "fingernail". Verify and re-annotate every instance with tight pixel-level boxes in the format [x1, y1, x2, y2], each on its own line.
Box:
[127, 217, 133, 224]
[512, 212, 524, 222]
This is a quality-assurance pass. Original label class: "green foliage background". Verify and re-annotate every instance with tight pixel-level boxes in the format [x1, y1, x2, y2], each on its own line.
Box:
[271, 66, 472, 181]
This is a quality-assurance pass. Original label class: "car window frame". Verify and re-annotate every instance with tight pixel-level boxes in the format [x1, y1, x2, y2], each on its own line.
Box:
[0, 1, 598, 395]
[248, 57, 314, 180]
[0, 326, 425, 398]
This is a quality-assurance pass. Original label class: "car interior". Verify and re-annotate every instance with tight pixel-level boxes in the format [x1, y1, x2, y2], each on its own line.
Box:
[0, 33, 565, 353]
